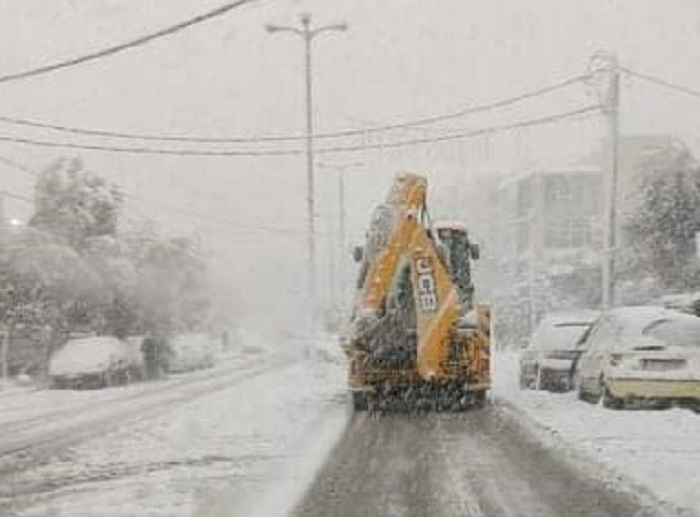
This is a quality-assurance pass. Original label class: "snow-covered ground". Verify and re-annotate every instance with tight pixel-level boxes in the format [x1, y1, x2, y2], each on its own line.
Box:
[493, 350, 700, 516]
[3, 353, 349, 517]
[0, 351, 253, 430]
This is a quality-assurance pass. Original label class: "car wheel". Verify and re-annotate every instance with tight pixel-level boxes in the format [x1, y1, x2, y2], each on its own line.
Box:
[537, 367, 556, 391]
[577, 380, 600, 404]
[602, 386, 624, 409]
[471, 390, 487, 409]
[534, 366, 544, 390]
[518, 371, 530, 390]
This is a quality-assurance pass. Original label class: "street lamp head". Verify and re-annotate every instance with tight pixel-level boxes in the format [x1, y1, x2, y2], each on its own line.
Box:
[300, 12, 311, 25]
[265, 24, 282, 33]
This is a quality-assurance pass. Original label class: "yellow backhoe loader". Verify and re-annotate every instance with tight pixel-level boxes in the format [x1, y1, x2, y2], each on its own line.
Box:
[342, 173, 491, 411]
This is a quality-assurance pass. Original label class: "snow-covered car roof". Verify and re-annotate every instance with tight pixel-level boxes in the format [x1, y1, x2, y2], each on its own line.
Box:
[656, 291, 700, 313]
[607, 305, 683, 330]
[530, 310, 600, 350]
[603, 306, 700, 349]
[170, 333, 214, 347]
[49, 336, 131, 375]
[538, 310, 600, 326]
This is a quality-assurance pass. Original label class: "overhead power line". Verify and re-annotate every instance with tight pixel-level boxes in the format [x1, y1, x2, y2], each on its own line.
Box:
[0, 0, 258, 86]
[0, 105, 601, 157]
[316, 105, 601, 154]
[619, 66, 700, 101]
[349, 74, 589, 134]
[0, 75, 588, 143]
[0, 134, 301, 156]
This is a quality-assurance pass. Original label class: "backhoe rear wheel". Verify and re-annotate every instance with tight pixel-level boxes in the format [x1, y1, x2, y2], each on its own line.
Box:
[472, 390, 487, 409]
[352, 392, 369, 411]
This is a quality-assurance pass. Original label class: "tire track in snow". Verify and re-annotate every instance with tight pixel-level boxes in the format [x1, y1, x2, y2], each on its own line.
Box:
[0, 356, 290, 479]
[293, 404, 671, 517]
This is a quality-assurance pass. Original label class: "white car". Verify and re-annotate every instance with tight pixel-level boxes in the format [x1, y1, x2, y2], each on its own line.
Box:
[48, 336, 145, 389]
[519, 310, 599, 391]
[167, 333, 220, 373]
[575, 306, 700, 410]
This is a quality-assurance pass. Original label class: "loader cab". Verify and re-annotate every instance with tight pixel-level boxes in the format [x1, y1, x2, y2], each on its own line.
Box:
[433, 221, 477, 307]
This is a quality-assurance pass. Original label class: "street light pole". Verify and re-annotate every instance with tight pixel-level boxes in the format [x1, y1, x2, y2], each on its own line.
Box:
[266, 14, 348, 334]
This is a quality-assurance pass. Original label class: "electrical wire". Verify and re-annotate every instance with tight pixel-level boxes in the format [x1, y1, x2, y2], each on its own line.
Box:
[619, 66, 700, 101]
[315, 105, 601, 154]
[0, 0, 258, 86]
[0, 75, 588, 143]
[0, 105, 601, 157]
[0, 134, 301, 156]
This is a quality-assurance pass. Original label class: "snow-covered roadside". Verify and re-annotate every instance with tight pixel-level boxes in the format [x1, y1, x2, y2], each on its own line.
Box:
[493, 350, 700, 516]
[7, 356, 349, 517]
[0, 352, 253, 429]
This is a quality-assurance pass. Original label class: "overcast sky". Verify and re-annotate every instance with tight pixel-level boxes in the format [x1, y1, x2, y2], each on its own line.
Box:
[1, 1, 700, 329]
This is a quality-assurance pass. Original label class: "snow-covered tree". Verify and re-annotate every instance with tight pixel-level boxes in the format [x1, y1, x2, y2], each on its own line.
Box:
[624, 145, 700, 291]
[30, 157, 123, 249]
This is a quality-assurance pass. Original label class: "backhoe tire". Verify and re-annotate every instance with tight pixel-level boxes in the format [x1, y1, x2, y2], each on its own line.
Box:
[473, 390, 487, 408]
[352, 392, 369, 411]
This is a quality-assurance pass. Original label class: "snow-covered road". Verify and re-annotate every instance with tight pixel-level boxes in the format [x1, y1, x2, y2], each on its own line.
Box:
[493, 350, 700, 517]
[0, 354, 349, 517]
[3, 344, 698, 517]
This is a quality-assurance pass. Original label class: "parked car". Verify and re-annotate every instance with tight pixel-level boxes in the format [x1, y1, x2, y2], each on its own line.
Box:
[519, 310, 599, 391]
[167, 333, 220, 373]
[575, 306, 700, 410]
[656, 291, 700, 316]
[48, 336, 145, 389]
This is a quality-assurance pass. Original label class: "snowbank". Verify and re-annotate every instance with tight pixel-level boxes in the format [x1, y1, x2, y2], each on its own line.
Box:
[494, 350, 700, 516]
[10, 357, 348, 517]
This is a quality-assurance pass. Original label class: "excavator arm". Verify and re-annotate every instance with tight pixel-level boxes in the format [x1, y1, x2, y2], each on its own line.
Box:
[345, 172, 491, 409]
[350, 173, 467, 381]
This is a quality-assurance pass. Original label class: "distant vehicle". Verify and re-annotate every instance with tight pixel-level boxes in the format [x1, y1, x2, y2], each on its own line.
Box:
[167, 333, 219, 373]
[655, 291, 700, 316]
[575, 306, 700, 410]
[519, 310, 599, 392]
[48, 336, 145, 389]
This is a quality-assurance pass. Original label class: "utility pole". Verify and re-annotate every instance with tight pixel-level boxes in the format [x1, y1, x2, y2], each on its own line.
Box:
[266, 14, 348, 335]
[0, 192, 5, 229]
[338, 167, 346, 302]
[318, 160, 362, 319]
[597, 54, 620, 309]
[0, 194, 5, 383]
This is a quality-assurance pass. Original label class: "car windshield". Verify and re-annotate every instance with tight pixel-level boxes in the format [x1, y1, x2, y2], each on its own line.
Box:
[642, 317, 700, 348]
[534, 322, 591, 350]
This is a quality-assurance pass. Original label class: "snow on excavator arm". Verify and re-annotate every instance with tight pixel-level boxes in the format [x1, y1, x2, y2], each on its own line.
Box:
[349, 173, 465, 381]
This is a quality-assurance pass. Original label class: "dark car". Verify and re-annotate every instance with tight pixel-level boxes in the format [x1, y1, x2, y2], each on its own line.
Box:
[519, 310, 599, 392]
